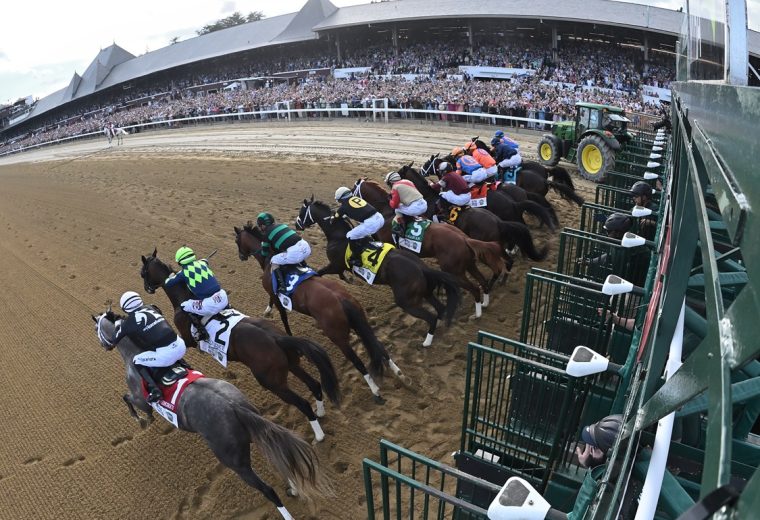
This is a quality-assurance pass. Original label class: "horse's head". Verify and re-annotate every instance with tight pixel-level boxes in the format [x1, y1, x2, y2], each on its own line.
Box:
[92, 306, 120, 351]
[234, 221, 267, 268]
[421, 154, 442, 178]
[140, 248, 173, 294]
[295, 194, 316, 231]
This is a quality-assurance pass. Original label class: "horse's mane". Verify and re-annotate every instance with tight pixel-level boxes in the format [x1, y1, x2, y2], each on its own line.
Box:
[311, 200, 332, 213]
[243, 220, 256, 233]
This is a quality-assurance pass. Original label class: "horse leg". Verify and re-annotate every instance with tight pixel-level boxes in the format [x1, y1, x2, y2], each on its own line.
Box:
[288, 364, 326, 417]
[424, 294, 447, 323]
[255, 374, 324, 442]
[325, 327, 383, 402]
[123, 394, 153, 429]
[466, 262, 492, 310]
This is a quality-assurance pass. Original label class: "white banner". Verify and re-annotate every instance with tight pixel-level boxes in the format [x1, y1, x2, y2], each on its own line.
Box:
[333, 67, 372, 79]
[459, 66, 536, 80]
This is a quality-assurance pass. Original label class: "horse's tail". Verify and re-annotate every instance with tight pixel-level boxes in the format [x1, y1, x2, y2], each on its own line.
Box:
[420, 265, 462, 326]
[526, 192, 560, 226]
[465, 238, 508, 276]
[548, 166, 575, 191]
[274, 336, 341, 406]
[516, 199, 557, 232]
[547, 168, 584, 206]
[234, 403, 333, 501]
[497, 220, 548, 261]
[341, 299, 387, 378]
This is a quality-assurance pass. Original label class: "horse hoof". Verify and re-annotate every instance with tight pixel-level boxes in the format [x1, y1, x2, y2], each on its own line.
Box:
[315, 401, 326, 418]
[398, 375, 413, 387]
[286, 486, 299, 497]
[373, 394, 386, 405]
[263, 305, 272, 316]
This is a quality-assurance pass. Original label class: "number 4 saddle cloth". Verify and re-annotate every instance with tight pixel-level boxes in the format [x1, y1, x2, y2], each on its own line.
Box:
[344, 242, 395, 285]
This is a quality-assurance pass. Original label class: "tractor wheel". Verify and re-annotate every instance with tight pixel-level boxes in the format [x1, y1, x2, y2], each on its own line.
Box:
[577, 135, 615, 182]
[537, 135, 561, 166]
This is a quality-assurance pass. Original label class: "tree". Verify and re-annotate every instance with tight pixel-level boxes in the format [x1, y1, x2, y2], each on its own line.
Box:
[196, 11, 265, 36]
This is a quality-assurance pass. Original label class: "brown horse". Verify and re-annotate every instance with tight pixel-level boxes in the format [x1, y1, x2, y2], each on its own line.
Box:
[290, 200, 461, 346]
[140, 249, 340, 441]
[233, 224, 409, 402]
[347, 182, 508, 316]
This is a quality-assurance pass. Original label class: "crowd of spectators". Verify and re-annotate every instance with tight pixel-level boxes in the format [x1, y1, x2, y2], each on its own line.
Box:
[0, 38, 674, 154]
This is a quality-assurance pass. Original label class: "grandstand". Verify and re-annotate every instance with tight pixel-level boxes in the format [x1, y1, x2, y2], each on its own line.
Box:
[3, 0, 758, 154]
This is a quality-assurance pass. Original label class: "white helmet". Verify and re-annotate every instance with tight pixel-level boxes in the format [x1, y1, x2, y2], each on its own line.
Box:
[119, 291, 143, 313]
[335, 187, 352, 201]
[385, 171, 401, 185]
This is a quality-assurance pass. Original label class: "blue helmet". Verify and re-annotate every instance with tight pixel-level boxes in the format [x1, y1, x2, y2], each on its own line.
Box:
[494, 130, 505, 138]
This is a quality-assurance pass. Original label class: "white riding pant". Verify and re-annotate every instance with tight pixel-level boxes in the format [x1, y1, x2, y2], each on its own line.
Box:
[346, 212, 385, 240]
[133, 337, 187, 368]
[441, 191, 471, 206]
[395, 198, 428, 217]
[270, 239, 311, 267]
[180, 288, 229, 318]
[463, 166, 497, 185]
[499, 153, 522, 169]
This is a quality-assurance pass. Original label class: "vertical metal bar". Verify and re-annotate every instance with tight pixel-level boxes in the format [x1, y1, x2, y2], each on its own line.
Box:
[725, 0, 749, 85]
[363, 460, 376, 520]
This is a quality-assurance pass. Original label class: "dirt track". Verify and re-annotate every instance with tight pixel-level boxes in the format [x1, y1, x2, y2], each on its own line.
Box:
[0, 121, 591, 519]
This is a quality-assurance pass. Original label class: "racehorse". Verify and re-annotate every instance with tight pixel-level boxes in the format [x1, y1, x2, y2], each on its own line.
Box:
[93, 310, 331, 519]
[287, 201, 461, 346]
[416, 158, 558, 230]
[298, 195, 505, 318]
[140, 249, 340, 441]
[233, 224, 408, 401]
[471, 139, 585, 206]
[104, 125, 128, 145]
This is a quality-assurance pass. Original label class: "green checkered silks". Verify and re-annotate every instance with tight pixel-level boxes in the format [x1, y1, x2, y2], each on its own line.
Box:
[182, 261, 213, 289]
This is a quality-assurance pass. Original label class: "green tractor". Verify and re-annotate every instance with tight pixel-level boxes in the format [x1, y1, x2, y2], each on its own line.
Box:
[537, 102, 631, 182]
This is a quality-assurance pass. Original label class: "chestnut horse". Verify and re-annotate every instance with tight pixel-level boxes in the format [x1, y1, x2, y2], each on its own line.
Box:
[140, 249, 339, 441]
[316, 188, 506, 317]
[233, 224, 409, 403]
[289, 201, 461, 346]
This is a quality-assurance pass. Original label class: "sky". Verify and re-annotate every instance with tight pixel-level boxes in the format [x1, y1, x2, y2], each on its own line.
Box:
[0, 0, 757, 105]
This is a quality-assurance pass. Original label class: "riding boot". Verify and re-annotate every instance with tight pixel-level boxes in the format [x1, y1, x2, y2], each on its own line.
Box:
[187, 312, 209, 342]
[348, 240, 363, 267]
[136, 365, 162, 403]
[273, 266, 287, 294]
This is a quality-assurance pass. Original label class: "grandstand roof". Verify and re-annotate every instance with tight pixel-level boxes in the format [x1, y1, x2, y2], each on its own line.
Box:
[313, 0, 683, 35]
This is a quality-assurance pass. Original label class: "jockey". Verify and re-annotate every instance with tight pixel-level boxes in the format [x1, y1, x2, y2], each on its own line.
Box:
[384, 171, 428, 237]
[451, 146, 484, 185]
[256, 212, 312, 294]
[603, 212, 633, 240]
[429, 162, 471, 208]
[165, 246, 228, 342]
[463, 141, 498, 182]
[334, 187, 385, 267]
[492, 140, 523, 183]
[490, 130, 520, 150]
[111, 291, 187, 403]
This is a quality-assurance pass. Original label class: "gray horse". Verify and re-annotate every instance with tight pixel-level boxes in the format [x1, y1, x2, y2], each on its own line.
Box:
[93, 310, 331, 519]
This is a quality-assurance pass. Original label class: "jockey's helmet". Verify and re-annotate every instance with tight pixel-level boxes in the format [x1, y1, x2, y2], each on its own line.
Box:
[119, 291, 143, 313]
[630, 181, 653, 198]
[494, 130, 505, 138]
[603, 213, 633, 233]
[583, 415, 623, 452]
[257, 212, 275, 227]
[175, 246, 196, 265]
[463, 141, 476, 153]
[438, 162, 453, 174]
[451, 146, 464, 157]
[335, 187, 352, 201]
[384, 171, 401, 185]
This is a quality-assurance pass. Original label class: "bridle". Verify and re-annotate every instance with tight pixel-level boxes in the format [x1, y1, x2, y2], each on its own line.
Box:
[297, 203, 317, 230]
[141, 257, 164, 294]
[95, 313, 116, 350]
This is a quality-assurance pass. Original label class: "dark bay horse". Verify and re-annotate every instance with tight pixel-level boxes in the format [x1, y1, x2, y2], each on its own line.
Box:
[140, 249, 339, 441]
[471, 139, 585, 207]
[93, 311, 330, 517]
[233, 224, 409, 401]
[416, 157, 557, 230]
[321, 186, 506, 317]
[289, 201, 461, 346]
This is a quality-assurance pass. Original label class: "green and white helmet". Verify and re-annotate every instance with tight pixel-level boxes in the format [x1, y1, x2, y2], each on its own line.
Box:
[175, 246, 196, 265]
[257, 212, 275, 227]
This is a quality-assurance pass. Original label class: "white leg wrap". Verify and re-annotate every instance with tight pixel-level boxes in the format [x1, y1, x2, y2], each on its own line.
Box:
[364, 373, 381, 395]
[387, 358, 402, 376]
[423, 333, 434, 347]
[264, 305, 272, 316]
[277, 505, 295, 519]
[482, 293, 490, 308]
[475, 302, 482, 318]
[315, 400, 325, 417]
[309, 419, 325, 442]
